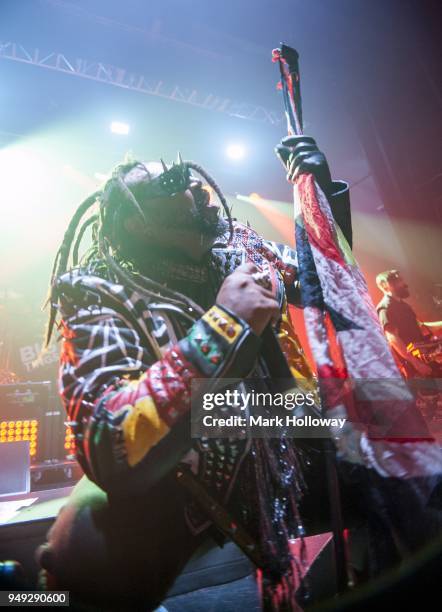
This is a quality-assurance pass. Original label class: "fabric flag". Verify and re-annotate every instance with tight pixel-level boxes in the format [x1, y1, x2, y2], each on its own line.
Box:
[273, 44, 442, 479]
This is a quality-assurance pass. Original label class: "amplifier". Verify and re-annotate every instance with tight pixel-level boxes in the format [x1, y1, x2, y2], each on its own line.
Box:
[0, 382, 76, 461]
[0, 382, 51, 463]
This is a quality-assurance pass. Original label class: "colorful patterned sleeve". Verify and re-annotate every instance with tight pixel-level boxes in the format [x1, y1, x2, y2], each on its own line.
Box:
[55, 272, 261, 493]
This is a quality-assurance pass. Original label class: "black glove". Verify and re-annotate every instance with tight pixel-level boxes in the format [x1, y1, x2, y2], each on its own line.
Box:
[275, 135, 333, 197]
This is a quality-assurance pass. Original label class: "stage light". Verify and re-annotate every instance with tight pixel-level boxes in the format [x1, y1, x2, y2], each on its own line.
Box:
[64, 425, 76, 456]
[0, 419, 39, 458]
[110, 121, 130, 135]
[226, 143, 246, 160]
[94, 172, 110, 183]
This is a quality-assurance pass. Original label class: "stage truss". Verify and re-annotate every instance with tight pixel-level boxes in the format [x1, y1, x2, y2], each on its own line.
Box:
[0, 41, 284, 126]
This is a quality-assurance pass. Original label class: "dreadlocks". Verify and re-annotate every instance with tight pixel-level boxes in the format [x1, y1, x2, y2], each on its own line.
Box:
[45, 158, 234, 347]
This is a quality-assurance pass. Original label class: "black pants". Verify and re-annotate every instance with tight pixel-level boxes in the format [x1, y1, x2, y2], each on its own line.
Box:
[37, 475, 255, 611]
[37, 462, 442, 610]
[163, 573, 260, 612]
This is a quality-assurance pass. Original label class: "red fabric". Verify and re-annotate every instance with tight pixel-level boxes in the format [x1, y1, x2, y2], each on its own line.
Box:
[297, 174, 346, 266]
[104, 345, 201, 427]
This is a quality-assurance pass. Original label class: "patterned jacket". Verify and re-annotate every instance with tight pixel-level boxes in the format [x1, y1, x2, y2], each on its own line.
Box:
[55, 182, 351, 519]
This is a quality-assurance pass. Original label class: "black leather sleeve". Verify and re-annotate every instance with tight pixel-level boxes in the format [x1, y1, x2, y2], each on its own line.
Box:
[328, 180, 353, 249]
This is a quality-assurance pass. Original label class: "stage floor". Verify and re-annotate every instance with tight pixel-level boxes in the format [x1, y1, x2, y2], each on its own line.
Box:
[0, 486, 74, 526]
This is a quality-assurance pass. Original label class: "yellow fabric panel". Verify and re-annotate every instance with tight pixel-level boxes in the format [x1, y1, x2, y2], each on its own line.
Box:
[277, 307, 318, 396]
[203, 305, 243, 344]
[126, 372, 147, 389]
[122, 396, 170, 467]
[335, 223, 356, 266]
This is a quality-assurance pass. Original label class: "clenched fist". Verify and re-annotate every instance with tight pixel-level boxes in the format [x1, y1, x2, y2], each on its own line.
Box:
[216, 263, 280, 336]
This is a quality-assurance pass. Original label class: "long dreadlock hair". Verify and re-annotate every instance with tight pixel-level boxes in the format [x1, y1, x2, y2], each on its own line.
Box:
[45, 158, 234, 347]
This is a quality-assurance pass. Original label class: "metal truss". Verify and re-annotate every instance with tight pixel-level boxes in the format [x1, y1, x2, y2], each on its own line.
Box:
[0, 41, 284, 125]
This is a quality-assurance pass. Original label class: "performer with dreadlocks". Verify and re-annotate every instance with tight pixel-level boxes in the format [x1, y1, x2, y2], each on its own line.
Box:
[38, 140, 352, 610]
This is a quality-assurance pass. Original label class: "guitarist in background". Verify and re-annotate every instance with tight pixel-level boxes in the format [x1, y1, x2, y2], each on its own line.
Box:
[376, 269, 442, 378]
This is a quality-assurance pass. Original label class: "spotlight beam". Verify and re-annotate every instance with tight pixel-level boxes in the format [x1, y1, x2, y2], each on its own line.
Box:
[110, 121, 130, 135]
